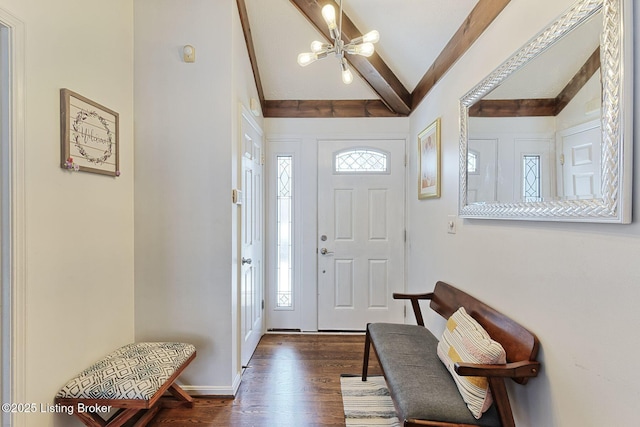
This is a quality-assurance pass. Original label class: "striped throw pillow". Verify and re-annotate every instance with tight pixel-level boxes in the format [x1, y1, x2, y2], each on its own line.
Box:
[437, 307, 506, 419]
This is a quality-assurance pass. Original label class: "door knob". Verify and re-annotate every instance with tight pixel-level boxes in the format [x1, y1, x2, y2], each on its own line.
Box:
[320, 248, 334, 255]
[242, 257, 252, 265]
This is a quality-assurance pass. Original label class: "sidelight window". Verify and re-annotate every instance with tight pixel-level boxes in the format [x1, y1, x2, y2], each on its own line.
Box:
[467, 150, 479, 174]
[523, 155, 541, 202]
[276, 156, 293, 308]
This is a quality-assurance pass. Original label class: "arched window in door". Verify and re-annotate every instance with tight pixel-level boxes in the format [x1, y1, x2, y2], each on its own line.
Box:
[334, 148, 389, 173]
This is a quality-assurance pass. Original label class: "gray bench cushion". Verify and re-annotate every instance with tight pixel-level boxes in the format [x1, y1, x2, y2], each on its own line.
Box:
[368, 323, 501, 427]
[56, 342, 195, 401]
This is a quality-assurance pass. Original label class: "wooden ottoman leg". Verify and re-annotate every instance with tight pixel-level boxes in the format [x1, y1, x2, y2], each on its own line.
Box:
[132, 406, 162, 427]
[104, 408, 141, 427]
[74, 410, 107, 427]
[168, 383, 194, 408]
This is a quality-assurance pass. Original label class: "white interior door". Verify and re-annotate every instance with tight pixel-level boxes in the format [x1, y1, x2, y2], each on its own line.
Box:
[558, 119, 601, 199]
[240, 109, 264, 366]
[317, 139, 405, 331]
[0, 25, 5, 416]
[0, 16, 26, 425]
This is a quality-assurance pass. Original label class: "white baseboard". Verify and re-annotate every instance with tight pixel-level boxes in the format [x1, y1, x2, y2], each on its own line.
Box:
[181, 372, 242, 397]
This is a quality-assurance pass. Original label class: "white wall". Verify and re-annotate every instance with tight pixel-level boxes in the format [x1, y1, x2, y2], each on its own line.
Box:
[134, 0, 262, 395]
[0, 0, 135, 426]
[407, 1, 640, 426]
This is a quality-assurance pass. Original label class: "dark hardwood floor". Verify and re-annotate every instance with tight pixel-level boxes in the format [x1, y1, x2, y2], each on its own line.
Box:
[149, 333, 382, 427]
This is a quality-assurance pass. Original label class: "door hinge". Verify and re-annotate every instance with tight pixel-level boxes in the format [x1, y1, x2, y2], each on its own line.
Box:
[404, 305, 406, 318]
[560, 154, 565, 165]
[404, 229, 407, 242]
[262, 299, 265, 310]
[261, 153, 265, 165]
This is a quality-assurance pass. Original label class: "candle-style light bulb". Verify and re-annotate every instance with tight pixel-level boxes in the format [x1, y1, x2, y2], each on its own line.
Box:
[362, 30, 380, 44]
[345, 42, 375, 57]
[311, 40, 327, 53]
[297, 52, 317, 67]
[321, 4, 337, 30]
[341, 59, 353, 84]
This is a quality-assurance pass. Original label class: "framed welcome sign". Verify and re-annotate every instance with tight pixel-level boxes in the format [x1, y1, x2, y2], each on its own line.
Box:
[60, 89, 120, 176]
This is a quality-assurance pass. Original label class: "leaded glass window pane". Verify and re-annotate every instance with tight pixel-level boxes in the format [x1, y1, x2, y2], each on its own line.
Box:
[335, 149, 388, 173]
[523, 155, 541, 202]
[276, 156, 293, 308]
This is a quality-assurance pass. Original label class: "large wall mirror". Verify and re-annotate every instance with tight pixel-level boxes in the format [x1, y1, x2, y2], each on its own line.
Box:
[459, 0, 633, 222]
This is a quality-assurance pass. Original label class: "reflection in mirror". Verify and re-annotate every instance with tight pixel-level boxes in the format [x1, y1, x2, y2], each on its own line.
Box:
[459, 0, 633, 222]
[467, 11, 601, 204]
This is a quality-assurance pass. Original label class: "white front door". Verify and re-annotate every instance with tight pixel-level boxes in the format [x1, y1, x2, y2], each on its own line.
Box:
[467, 139, 498, 203]
[240, 109, 264, 366]
[317, 139, 405, 331]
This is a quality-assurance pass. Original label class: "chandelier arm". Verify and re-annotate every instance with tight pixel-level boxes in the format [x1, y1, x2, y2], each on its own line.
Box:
[324, 47, 338, 57]
[338, 0, 343, 42]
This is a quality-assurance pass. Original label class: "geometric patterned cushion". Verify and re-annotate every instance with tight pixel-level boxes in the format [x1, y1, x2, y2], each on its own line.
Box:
[56, 342, 196, 401]
[437, 308, 506, 419]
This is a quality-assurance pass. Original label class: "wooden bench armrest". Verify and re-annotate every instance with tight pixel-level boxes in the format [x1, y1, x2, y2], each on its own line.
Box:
[392, 292, 434, 326]
[392, 292, 434, 300]
[454, 360, 540, 379]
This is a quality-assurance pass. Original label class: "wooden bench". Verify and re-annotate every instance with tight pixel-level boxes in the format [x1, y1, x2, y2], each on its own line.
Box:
[362, 281, 540, 427]
[55, 342, 196, 427]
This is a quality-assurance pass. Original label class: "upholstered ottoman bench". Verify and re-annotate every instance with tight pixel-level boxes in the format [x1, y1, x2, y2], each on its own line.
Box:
[55, 342, 196, 427]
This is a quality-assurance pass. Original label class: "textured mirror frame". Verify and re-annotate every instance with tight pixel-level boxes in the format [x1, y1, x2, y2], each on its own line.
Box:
[459, 0, 633, 222]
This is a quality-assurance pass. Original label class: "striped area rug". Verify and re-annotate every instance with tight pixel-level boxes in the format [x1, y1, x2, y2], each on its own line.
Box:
[340, 375, 401, 427]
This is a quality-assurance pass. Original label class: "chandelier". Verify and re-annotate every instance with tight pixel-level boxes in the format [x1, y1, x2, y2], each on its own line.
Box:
[296, 0, 380, 84]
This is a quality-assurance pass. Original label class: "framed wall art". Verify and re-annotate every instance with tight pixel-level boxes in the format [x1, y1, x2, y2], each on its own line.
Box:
[418, 117, 441, 199]
[60, 88, 120, 176]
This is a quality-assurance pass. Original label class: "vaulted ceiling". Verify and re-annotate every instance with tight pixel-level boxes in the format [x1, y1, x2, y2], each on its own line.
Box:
[236, 0, 512, 118]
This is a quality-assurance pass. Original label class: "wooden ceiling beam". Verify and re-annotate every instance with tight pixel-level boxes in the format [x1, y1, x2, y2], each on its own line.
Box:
[412, 0, 511, 110]
[240, 0, 513, 118]
[236, 0, 266, 112]
[469, 98, 558, 117]
[555, 47, 600, 114]
[289, 0, 411, 116]
[264, 99, 403, 118]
